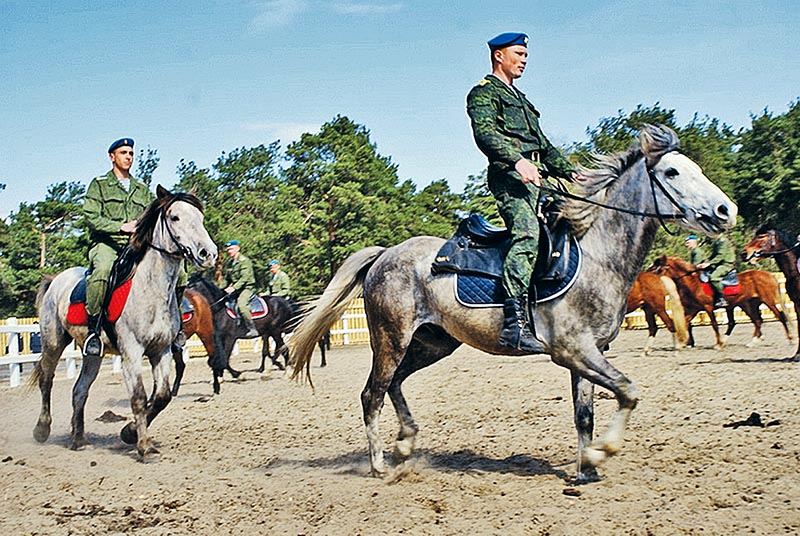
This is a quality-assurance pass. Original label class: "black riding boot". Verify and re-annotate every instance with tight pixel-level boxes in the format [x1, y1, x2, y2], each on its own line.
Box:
[499, 296, 539, 353]
[713, 287, 728, 309]
[83, 315, 103, 358]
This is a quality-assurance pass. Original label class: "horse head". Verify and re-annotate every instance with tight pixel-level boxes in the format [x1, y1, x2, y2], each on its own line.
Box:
[639, 125, 737, 237]
[132, 185, 217, 269]
[742, 225, 799, 263]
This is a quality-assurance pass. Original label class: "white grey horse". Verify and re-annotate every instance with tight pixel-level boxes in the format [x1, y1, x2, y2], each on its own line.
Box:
[289, 125, 737, 482]
[31, 186, 217, 458]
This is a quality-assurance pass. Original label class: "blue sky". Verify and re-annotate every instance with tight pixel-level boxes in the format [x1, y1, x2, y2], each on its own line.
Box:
[2, 0, 799, 218]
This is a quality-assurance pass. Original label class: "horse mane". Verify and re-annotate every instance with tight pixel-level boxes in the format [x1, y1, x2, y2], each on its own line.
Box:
[561, 124, 681, 237]
[130, 190, 204, 252]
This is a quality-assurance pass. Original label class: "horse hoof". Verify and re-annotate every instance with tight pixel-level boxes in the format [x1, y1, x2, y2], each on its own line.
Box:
[256, 367, 265, 374]
[120, 423, 138, 445]
[69, 436, 89, 451]
[573, 467, 602, 485]
[393, 437, 416, 461]
[33, 423, 50, 443]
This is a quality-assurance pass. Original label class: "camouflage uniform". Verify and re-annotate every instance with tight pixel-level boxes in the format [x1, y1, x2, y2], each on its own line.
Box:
[269, 269, 291, 298]
[700, 236, 736, 287]
[466, 74, 575, 299]
[222, 254, 257, 323]
[688, 245, 708, 266]
[83, 171, 154, 316]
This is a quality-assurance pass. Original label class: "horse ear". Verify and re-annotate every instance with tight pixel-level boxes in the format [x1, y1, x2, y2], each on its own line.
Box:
[188, 186, 197, 196]
[156, 185, 171, 199]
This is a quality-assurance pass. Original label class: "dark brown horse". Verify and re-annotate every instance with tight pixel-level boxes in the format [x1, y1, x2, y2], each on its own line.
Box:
[649, 255, 791, 348]
[170, 288, 241, 396]
[743, 225, 800, 360]
[625, 272, 688, 354]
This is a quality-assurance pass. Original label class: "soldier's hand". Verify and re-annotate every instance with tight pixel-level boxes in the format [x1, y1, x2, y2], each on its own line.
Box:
[120, 220, 137, 233]
[515, 158, 541, 186]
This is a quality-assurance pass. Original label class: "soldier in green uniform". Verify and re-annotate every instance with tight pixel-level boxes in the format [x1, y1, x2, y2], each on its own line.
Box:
[82, 138, 154, 357]
[221, 240, 259, 337]
[267, 259, 291, 299]
[695, 234, 736, 308]
[466, 32, 577, 351]
[685, 234, 707, 265]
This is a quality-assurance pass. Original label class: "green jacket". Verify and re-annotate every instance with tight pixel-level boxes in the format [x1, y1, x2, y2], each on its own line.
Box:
[84, 171, 154, 250]
[222, 254, 256, 292]
[466, 74, 574, 179]
[705, 236, 736, 272]
[269, 270, 291, 298]
[689, 246, 708, 266]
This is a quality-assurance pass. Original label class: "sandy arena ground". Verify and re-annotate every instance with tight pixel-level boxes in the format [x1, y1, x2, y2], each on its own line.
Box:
[1, 322, 799, 536]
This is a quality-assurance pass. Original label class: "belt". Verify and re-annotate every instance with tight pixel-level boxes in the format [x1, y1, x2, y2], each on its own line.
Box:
[521, 150, 541, 163]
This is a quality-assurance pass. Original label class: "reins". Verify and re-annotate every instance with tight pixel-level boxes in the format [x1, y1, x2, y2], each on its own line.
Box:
[536, 151, 687, 233]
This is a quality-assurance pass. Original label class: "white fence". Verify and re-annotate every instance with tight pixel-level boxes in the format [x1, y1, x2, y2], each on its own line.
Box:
[2, 282, 794, 388]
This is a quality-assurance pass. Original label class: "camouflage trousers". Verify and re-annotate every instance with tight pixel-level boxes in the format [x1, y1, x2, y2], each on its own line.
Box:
[488, 171, 540, 299]
[236, 289, 255, 323]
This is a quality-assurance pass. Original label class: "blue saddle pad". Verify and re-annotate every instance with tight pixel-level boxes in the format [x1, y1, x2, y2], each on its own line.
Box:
[455, 238, 582, 307]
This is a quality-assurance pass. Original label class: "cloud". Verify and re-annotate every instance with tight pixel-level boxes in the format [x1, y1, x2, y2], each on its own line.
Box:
[332, 2, 404, 15]
[249, 0, 308, 31]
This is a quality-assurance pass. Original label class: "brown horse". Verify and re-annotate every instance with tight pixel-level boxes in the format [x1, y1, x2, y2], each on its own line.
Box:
[170, 288, 242, 396]
[625, 272, 688, 354]
[742, 225, 800, 360]
[649, 255, 791, 348]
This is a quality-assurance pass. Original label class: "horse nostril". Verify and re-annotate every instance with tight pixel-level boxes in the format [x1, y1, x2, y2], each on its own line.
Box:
[715, 204, 729, 220]
[198, 249, 208, 259]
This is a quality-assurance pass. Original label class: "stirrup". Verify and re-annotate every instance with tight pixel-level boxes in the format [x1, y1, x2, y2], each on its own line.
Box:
[83, 332, 103, 358]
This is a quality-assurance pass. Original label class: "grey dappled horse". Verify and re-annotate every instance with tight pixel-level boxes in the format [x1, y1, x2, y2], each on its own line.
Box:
[290, 125, 737, 482]
[31, 186, 216, 458]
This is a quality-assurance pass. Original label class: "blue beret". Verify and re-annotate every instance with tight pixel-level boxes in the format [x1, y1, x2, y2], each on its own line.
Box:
[685, 235, 698, 241]
[268, 259, 280, 267]
[224, 240, 240, 247]
[108, 138, 134, 153]
[487, 32, 528, 51]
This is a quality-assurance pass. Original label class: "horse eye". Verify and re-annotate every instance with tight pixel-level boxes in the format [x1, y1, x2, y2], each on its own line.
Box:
[664, 168, 679, 178]
[170, 215, 180, 222]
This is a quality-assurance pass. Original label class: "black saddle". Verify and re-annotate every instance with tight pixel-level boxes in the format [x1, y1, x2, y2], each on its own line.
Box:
[431, 212, 582, 305]
[699, 269, 739, 288]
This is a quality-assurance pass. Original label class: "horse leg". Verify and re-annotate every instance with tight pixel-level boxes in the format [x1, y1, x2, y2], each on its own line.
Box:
[724, 305, 737, 338]
[120, 350, 172, 457]
[553, 346, 638, 472]
[571, 371, 598, 483]
[318, 337, 327, 368]
[32, 333, 70, 443]
[387, 325, 460, 464]
[69, 354, 103, 450]
[117, 353, 155, 457]
[642, 308, 657, 356]
[708, 309, 725, 349]
[258, 336, 272, 373]
[762, 296, 792, 341]
[171, 345, 185, 397]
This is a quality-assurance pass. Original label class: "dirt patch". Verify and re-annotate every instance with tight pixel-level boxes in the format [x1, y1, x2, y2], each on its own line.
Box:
[1, 323, 798, 535]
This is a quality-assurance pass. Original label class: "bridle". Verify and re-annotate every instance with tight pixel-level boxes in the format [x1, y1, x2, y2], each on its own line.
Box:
[747, 231, 800, 259]
[537, 150, 688, 236]
[148, 198, 201, 264]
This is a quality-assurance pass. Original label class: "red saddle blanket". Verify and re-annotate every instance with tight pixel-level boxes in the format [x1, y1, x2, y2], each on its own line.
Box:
[701, 282, 741, 297]
[66, 277, 133, 326]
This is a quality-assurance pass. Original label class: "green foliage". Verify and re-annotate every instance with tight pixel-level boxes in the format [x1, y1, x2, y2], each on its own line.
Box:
[135, 146, 160, 187]
[0, 181, 87, 316]
[731, 99, 800, 233]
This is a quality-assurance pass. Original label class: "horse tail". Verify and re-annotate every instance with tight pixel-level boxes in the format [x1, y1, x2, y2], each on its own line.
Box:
[660, 275, 688, 345]
[27, 275, 56, 391]
[289, 246, 387, 384]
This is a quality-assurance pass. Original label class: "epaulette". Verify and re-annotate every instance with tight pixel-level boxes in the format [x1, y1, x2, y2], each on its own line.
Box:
[475, 78, 490, 87]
